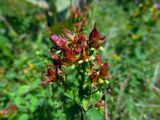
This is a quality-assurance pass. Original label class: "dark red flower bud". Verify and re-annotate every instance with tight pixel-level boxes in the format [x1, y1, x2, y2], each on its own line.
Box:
[72, 32, 87, 54]
[89, 23, 99, 40]
[80, 48, 88, 60]
[89, 68, 99, 88]
[88, 23, 106, 48]
[47, 68, 56, 76]
[89, 71, 99, 82]
[50, 53, 62, 67]
[100, 63, 108, 80]
[89, 66, 99, 83]
[40, 67, 57, 85]
[63, 49, 77, 64]
[63, 29, 75, 41]
[94, 54, 102, 67]
[73, 46, 82, 54]
[76, 32, 86, 44]
[49, 34, 67, 50]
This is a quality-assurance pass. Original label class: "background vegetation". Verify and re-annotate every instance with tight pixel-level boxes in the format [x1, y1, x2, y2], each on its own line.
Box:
[0, 0, 160, 119]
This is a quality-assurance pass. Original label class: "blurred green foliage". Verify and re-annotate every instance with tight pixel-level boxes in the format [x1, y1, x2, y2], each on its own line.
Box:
[89, 0, 160, 119]
[0, 0, 160, 120]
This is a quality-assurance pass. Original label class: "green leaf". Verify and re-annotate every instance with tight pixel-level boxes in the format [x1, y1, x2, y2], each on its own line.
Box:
[82, 99, 89, 111]
[29, 96, 38, 112]
[90, 91, 102, 104]
[85, 108, 104, 120]
[64, 90, 74, 99]
[0, 81, 7, 88]
[17, 85, 29, 95]
[14, 97, 23, 106]
[19, 114, 29, 120]
[26, 94, 38, 112]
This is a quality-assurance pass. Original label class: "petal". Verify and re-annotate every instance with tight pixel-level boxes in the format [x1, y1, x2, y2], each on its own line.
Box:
[89, 23, 100, 41]
[88, 23, 106, 48]
[50, 53, 62, 67]
[47, 68, 56, 76]
[89, 65, 99, 82]
[49, 34, 67, 49]
[40, 77, 52, 85]
[94, 54, 102, 67]
[63, 29, 75, 41]
[63, 49, 77, 64]
[100, 35, 106, 41]
[100, 63, 109, 80]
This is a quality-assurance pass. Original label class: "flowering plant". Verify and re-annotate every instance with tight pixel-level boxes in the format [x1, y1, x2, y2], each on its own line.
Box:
[41, 21, 109, 119]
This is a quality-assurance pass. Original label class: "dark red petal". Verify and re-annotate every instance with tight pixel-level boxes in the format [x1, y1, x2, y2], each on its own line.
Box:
[89, 71, 96, 81]
[40, 70, 57, 85]
[73, 45, 82, 54]
[47, 68, 56, 76]
[88, 23, 106, 48]
[49, 34, 67, 49]
[50, 53, 62, 67]
[89, 23, 100, 41]
[94, 54, 102, 67]
[80, 48, 88, 60]
[76, 32, 86, 44]
[100, 35, 106, 41]
[40, 77, 52, 85]
[63, 49, 77, 63]
[89, 66, 99, 82]
[100, 63, 109, 80]
[63, 29, 74, 41]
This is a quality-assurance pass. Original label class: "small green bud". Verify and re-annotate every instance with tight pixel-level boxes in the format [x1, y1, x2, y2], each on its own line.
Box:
[98, 78, 104, 84]
[78, 60, 83, 64]
[71, 64, 75, 69]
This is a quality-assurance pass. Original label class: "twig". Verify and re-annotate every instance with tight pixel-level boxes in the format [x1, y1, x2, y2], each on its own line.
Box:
[113, 72, 131, 120]
[152, 63, 160, 86]
[153, 86, 160, 96]
[80, 106, 85, 120]
[152, 63, 160, 96]
[135, 103, 160, 108]
[116, 73, 130, 110]
[104, 91, 110, 120]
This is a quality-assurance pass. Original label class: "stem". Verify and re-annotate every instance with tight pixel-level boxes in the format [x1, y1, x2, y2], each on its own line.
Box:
[76, 63, 87, 119]
[104, 93, 110, 120]
[88, 84, 92, 109]
[76, 64, 85, 100]
[152, 63, 160, 88]
[115, 73, 130, 112]
[80, 106, 85, 120]
[59, 76, 67, 90]
[102, 79, 110, 120]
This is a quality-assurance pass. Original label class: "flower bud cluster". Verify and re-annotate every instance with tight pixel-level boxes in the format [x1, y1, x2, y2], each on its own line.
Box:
[41, 23, 108, 86]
